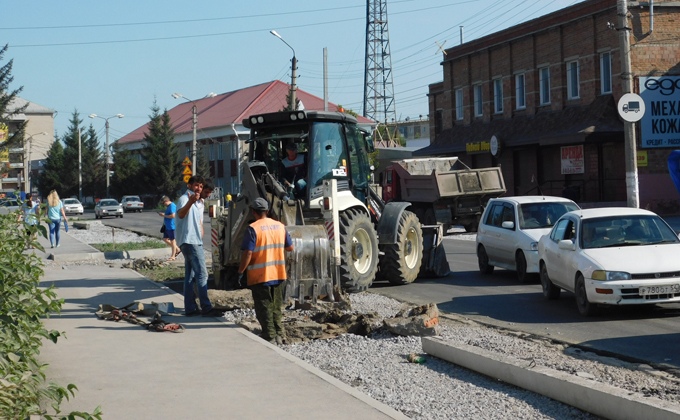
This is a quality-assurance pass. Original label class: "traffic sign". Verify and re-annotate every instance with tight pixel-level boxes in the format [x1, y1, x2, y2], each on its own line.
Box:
[617, 93, 645, 122]
[182, 157, 192, 166]
[183, 175, 191, 183]
[182, 166, 192, 175]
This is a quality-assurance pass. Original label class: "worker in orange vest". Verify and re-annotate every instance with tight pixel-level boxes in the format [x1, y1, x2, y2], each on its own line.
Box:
[237, 197, 293, 344]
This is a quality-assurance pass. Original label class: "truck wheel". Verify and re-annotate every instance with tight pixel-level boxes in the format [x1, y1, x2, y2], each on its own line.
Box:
[339, 208, 379, 292]
[380, 210, 423, 285]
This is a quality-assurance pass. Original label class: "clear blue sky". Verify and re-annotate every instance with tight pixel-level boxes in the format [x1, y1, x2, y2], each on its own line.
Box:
[2, 0, 583, 147]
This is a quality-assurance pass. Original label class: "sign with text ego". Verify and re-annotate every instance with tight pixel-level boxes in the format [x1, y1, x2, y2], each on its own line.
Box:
[640, 76, 680, 148]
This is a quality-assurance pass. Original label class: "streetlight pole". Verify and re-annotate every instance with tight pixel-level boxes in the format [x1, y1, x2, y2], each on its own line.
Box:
[172, 92, 217, 176]
[270, 30, 297, 111]
[89, 113, 124, 198]
[24, 131, 47, 194]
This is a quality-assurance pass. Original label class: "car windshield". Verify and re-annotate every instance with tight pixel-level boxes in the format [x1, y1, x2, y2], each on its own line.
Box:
[64, 199, 79, 205]
[581, 215, 679, 249]
[518, 202, 579, 229]
[0, 200, 19, 207]
[100, 200, 118, 206]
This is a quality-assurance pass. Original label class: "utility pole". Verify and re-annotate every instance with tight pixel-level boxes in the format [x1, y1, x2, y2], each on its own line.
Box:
[323, 47, 328, 112]
[618, 0, 639, 208]
[78, 129, 82, 202]
[192, 104, 198, 176]
[105, 120, 111, 198]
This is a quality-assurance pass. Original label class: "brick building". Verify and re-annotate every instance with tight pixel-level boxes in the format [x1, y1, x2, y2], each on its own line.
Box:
[418, 0, 680, 213]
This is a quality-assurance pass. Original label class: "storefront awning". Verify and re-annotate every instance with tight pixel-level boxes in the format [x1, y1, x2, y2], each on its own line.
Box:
[415, 95, 623, 156]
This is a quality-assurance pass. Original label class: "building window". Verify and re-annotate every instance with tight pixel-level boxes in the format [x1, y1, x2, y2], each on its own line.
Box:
[539, 67, 551, 105]
[515, 73, 526, 109]
[567, 60, 580, 100]
[455, 88, 464, 120]
[185, 146, 191, 159]
[600, 52, 612, 94]
[209, 144, 215, 161]
[435, 109, 443, 136]
[217, 142, 223, 159]
[493, 79, 503, 114]
[231, 139, 238, 157]
[473, 84, 483, 117]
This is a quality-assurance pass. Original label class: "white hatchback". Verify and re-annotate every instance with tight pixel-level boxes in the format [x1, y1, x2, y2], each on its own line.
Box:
[538, 208, 680, 316]
[476, 196, 579, 282]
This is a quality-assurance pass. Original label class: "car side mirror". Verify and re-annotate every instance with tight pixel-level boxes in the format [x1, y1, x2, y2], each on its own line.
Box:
[558, 239, 575, 251]
[501, 221, 514, 229]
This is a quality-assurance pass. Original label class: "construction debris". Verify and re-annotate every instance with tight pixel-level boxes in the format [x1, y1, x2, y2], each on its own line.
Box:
[122, 257, 170, 270]
[383, 303, 441, 337]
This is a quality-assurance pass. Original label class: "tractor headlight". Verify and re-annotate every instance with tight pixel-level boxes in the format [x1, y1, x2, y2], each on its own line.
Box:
[250, 117, 257, 125]
[257, 116, 264, 123]
[290, 114, 297, 121]
[591, 270, 631, 281]
[297, 112, 305, 120]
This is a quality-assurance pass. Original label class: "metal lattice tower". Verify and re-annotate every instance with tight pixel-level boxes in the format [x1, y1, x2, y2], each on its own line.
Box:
[363, 0, 396, 124]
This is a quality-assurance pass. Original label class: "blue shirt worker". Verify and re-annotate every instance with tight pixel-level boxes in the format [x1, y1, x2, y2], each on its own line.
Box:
[238, 197, 293, 344]
[176, 176, 221, 317]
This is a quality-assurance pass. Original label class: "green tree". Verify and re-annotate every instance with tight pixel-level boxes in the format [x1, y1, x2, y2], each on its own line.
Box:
[140, 100, 182, 198]
[82, 124, 105, 198]
[110, 142, 141, 197]
[195, 145, 211, 180]
[0, 44, 27, 176]
[36, 140, 64, 198]
[280, 85, 301, 112]
[59, 111, 87, 198]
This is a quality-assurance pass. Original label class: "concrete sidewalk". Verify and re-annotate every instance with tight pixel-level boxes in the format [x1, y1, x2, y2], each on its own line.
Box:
[37, 235, 407, 419]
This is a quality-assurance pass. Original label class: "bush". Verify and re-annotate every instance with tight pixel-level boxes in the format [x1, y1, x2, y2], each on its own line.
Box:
[0, 208, 101, 419]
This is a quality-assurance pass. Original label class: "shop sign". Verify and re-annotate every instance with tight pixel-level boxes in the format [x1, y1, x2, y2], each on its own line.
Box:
[637, 150, 648, 167]
[465, 141, 490, 154]
[0, 124, 8, 162]
[639, 76, 680, 148]
[561, 145, 584, 174]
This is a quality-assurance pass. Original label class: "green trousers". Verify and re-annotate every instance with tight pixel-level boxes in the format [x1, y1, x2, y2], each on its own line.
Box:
[250, 282, 284, 341]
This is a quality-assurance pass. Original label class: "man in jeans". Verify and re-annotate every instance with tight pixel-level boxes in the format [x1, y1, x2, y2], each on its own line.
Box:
[176, 175, 222, 317]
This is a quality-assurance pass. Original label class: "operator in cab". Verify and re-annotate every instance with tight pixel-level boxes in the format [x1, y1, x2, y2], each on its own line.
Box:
[281, 142, 307, 199]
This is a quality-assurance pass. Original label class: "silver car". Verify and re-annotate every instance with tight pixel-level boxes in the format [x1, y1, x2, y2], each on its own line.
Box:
[95, 199, 123, 219]
[63, 198, 84, 215]
[0, 199, 22, 215]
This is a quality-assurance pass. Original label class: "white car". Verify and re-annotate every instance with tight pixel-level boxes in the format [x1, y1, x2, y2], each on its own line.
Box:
[95, 199, 123, 219]
[476, 196, 580, 282]
[63, 198, 84, 215]
[121, 195, 144, 213]
[538, 208, 680, 316]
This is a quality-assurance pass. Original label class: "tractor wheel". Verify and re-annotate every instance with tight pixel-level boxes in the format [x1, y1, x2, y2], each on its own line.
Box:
[339, 208, 379, 292]
[380, 210, 423, 285]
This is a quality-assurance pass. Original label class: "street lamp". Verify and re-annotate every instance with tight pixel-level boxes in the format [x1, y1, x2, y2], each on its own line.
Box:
[270, 30, 297, 111]
[172, 92, 217, 176]
[24, 131, 47, 194]
[89, 113, 124, 198]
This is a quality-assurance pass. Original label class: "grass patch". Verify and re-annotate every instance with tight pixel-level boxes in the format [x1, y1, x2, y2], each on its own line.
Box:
[91, 240, 167, 252]
[138, 264, 213, 282]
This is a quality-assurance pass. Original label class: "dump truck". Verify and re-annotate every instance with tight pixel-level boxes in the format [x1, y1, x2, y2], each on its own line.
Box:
[381, 158, 506, 232]
[209, 110, 449, 301]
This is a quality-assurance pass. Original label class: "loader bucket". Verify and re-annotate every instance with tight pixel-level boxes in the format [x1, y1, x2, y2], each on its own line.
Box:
[284, 225, 335, 302]
[419, 225, 451, 278]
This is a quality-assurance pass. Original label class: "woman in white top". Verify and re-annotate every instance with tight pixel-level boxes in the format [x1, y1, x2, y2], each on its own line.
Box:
[46, 190, 68, 248]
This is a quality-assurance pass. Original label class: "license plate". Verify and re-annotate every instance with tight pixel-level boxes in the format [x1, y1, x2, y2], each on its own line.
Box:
[639, 284, 680, 296]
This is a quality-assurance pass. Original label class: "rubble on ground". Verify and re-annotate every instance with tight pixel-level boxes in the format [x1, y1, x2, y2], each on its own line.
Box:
[122, 257, 171, 270]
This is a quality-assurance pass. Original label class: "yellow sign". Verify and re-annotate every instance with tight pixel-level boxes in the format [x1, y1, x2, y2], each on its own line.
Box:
[182, 157, 192, 166]
[0, 124, 8, 162]
[465, 141, 491, 154]
[183, 175, 191, 183]
[182, 166, 192, 175]
[637, 151, 648, 167]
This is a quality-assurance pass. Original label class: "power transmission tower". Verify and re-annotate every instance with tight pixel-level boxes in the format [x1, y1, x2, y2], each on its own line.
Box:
[363, 0, 397, 125]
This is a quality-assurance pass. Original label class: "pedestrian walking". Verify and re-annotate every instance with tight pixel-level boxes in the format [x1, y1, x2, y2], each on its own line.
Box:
[46, 190, 67, 248]
[23, 194, 39, 248]
[237, 197, 293, 344]
[159, 196, 179, 261]
[176, 176, 222, 317]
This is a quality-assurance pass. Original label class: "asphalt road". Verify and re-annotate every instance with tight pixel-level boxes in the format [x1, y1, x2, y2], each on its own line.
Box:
[75, 210, 680, 370]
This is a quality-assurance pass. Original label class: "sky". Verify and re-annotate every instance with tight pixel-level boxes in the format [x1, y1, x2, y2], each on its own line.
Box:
[2, 0, 584, 149]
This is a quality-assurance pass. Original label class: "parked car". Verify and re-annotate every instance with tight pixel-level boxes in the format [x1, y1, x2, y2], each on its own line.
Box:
[538, 208, 680, 316]
[476, 196, 580, 282]
[121, 195, 144, 213]
[63, 198, 84, 215]
[95, 199, 123, 219]
[0, 199, 22, 215]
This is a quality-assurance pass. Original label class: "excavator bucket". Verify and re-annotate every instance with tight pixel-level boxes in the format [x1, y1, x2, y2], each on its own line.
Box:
[419, 224, 451, 278]
[284, 225, 335, 303]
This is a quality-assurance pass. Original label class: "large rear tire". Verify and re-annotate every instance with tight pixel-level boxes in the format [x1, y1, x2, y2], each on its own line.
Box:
[339, 208, 379, 292]
[380, 210, 423, 285]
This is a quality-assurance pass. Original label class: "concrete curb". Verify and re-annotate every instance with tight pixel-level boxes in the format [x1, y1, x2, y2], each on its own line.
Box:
[422, 336, 680, 420]
[49, 248, 172, 262]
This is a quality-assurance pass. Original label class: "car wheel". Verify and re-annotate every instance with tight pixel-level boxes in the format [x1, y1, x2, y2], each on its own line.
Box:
[540, 262, 560, 300]
[120, 214, 124, 218]
[516, 250, 532, 283]
[575, 274, 599, 316]
[477, 245, 494, 275]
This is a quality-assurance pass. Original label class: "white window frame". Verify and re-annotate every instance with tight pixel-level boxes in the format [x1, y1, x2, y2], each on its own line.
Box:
[515, 73, 526, 109]
[566, 60, 580, 100]
[473, 84, 483, 117]
[455, 88, 464, 120]
[231, 139, 238, 157]
[539, 67, 551, 105]
[600, 52, 612, 94]
[493, 79, 503, 114]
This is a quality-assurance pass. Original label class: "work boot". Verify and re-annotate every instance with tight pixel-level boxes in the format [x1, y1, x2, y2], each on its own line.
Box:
[275, 336, 284, 345]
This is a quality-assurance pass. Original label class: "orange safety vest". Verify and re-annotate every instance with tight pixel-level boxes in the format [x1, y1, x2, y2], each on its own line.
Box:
[246, 218, 288, 286]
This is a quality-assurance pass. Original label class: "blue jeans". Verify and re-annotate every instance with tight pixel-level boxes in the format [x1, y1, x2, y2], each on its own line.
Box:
[49, 219, 61, 246]
[180, 243, 212, 314]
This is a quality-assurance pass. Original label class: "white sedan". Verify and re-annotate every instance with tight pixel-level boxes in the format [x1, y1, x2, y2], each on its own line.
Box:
[63, 198, 84, 215]
[538, 208, 680, 316]
[476, 196, 579, 282]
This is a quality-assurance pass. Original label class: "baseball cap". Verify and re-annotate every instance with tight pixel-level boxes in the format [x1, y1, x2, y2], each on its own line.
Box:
[250, 197, 269, 211]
